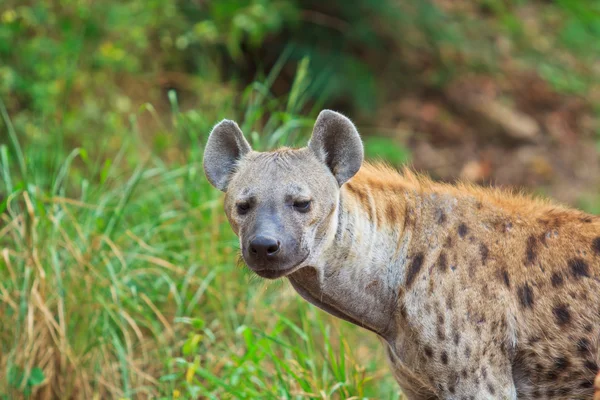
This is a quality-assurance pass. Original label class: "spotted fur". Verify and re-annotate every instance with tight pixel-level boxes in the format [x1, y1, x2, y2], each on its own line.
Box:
[333, 163, 600, 399]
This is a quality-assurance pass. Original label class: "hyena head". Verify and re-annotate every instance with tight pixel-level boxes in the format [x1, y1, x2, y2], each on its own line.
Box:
[203, 110, 363, 279]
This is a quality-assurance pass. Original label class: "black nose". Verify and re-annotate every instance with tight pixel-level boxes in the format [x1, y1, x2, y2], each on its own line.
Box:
[249, 236, 281, 258]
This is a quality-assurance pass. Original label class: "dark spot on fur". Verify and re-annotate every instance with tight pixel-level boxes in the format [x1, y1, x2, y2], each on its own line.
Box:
[585, 324, 593, 332]
[580, 379, 594, 389]
[592, 237, 600, 255]
[465, 345, 471, 359]
[479, 243, 489, 264]
[437, 209, 447, 225]
[406, 253, 425, 288]
[385, 203, 397, 225]
[584, 359, 598, 371]
[569, 258, 590, 279]
[437, 324, 446, 341]
[535, 363, 544, 375]
[444, 236, 453, 249]
[424, 345, 433, 358]
[454, 332, 460, 345]
[554, 356, 570, 372]
[577, 338, 590, 354]
[441, 351, 448, 364]
[461, 369, 467, 379]
[525, 235, 538, 265]
[481, 367, 487, 379]
[529, 336, 540, 345]
[581, 216, 593, 223]
[569, 290, 577, 300]
[487, 383, 495, 395]
[458, 223, 468, 238]
[552, 304, 571, 326]
[437, 252, 448, 273]
[501, 269, 510, 288]
[551, 272, 564, 287]
[517, 283, 534, 309]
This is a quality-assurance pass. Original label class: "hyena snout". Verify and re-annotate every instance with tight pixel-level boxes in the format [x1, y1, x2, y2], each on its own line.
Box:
[248, 235, 281, 259]
[243, 227, 307, 279]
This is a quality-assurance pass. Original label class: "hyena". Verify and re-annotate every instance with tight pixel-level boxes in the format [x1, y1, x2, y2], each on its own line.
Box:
[203, 110, 600, 399]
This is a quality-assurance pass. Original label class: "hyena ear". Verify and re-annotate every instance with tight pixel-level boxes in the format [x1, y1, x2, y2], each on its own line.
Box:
[203, 119, 252, 192]
[308, 110, 364, 186]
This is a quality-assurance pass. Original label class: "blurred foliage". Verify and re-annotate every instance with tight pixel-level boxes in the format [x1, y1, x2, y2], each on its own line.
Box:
[363, 137, 411, 166]
[3, 0, 600, 142]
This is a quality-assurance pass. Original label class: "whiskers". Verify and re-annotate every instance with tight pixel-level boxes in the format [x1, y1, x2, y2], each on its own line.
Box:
[235, 252, 245, 269]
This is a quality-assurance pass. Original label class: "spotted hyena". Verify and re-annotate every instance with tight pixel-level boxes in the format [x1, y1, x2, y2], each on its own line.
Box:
[203, 110, 600, 399]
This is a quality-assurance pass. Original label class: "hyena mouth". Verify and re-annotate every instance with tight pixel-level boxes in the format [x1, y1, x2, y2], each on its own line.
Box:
[251, 252, 310, 279]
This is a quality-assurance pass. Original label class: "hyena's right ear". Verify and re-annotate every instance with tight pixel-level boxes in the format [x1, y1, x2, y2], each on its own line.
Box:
[308, 110, 364, 186]
[203, 120, 252, 192]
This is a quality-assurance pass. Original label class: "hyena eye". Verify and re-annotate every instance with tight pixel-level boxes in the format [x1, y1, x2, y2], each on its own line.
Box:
[237, 202, 251, 215]
[293, 200, 311, 213]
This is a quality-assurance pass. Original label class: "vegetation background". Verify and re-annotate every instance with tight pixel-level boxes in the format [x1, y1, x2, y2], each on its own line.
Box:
[1, 0, 600, 398]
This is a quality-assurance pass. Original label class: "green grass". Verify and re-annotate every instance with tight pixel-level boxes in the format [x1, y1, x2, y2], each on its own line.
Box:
[0, 74, 402, 399]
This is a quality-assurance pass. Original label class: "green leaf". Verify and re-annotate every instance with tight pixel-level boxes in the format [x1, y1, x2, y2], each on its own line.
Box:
[7, 365, 24, 387]
[28, 367, 45, 386]
[191, 318, 205, 330]
[100, 159, 112, 184]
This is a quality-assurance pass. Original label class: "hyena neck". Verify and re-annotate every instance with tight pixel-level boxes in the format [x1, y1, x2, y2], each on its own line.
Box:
[289, 170, 447, 339]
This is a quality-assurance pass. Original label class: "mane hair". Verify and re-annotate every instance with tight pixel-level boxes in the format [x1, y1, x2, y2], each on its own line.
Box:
[350, 162, 584, 220]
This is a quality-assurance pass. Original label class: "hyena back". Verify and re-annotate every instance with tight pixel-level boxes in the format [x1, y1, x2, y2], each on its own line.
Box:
[203, 110, 600, 399]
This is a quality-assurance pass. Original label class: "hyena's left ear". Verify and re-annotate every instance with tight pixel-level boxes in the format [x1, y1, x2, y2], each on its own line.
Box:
[308, 110, 364, 186]
[203, 119, 252, 192]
